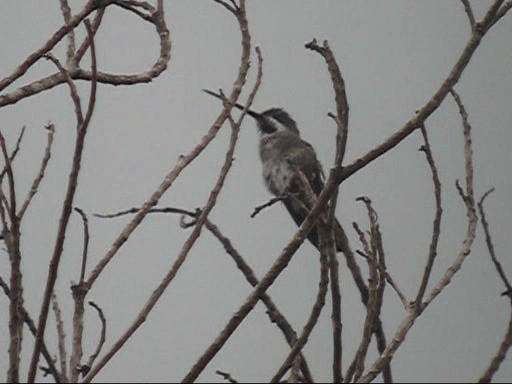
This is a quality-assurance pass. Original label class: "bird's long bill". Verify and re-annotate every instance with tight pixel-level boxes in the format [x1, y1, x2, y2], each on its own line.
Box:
[202, 89, 262, 121]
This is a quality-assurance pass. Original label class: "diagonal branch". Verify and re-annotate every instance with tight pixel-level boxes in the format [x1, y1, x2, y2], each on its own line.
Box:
[270, 248, 329, 383]
[94, 205, 315, 382]
[338, 0, 508, 185]
[17, 123, 55, 219]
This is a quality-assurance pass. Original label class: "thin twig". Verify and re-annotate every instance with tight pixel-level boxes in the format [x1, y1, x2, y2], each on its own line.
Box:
[347, 198, 389, 382]
[0, 125, 25, 182]
[44, 53, 84, 126]
[82, 301, 107, 376]
[478, 189, 511, 295]
[422, 88, 477, 309]
[216, 369, 238, 383]
[250, 195, 289, 218]
[460, 0, 476, 29]
[415, 125, 443, 306]
[356, 250, 408, 308]
[18, 122, 55, 219]
[477, 188, 512, 382]
[74, 207, 90, 284]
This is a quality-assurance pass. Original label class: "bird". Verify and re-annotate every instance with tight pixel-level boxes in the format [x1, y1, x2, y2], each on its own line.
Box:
[204, 89, 344, 253]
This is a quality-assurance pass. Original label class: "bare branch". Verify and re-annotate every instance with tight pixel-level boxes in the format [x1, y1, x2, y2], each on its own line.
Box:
[212, 0, 238, 14]
[73, 6, 106, 66]
[356, 249, 408, 309]
[347, 198, 390, 383]
[270, 244, 329, 383]
[477, 188, 512, 295]
[44, 53, 84, 125]
[216, 369, 238, 383]
[422, 88, 477, 308]
[303, 39, 350, 382]
[0, 276, 60, 382]
[415, 126, 443, 305]
[51, 294, 68, 382]
[59, 0, 76, 66]
[477, 188, 512, 382]
[305, 39, 349, 165]
[251, 195, 290, 218]
[18, 122, 55, 219]
[0, 125, 25, 182]
[82, 301, 107, 376]
[74, 207, 90, 284]
[337, 2, 509, 185]
[112, 0, 155, 22]
[460, 0, 476, 28]
[0, 129, 23, 383]
[69, 283, 87, 382]
[0, 131, 17, 222]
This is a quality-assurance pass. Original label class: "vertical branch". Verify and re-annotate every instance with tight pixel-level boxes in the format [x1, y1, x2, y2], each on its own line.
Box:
[74, 207, 90, 284]
[59, 0, 76, 67]
[82, 301, 107, 376]
[51, 293, 68, 382]
[347, 197, 389, 383]
[305, 37, 350, 384]
[27, 18, 98, 383]
[415, 126, 443, 306]
[0, 129, 23, 384]
[477, 189, 512, 382]
[0, 276, 60, 382]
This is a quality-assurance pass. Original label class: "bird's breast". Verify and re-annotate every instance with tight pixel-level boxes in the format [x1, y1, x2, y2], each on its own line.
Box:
[261, 157, 294, 197]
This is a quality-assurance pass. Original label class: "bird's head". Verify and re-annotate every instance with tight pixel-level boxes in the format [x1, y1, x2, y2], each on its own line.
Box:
[203, 89, 300, 135]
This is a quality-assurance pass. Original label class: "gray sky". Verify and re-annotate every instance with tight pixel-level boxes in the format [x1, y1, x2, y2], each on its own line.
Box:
[1, 1, 511, 382]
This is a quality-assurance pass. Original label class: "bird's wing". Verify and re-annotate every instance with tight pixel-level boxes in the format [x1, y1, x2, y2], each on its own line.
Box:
[283, 139, 345, 252]
[286, 140, 325, 196]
